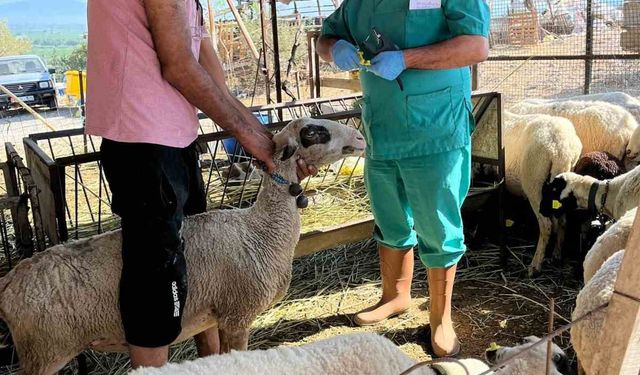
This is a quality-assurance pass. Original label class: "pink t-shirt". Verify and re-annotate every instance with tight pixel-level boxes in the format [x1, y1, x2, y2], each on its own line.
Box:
[85, 0, 205, 148]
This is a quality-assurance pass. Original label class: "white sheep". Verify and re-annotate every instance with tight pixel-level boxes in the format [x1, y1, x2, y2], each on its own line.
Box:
[0, 118, 366, 375]
[517, 92, 640, 163]
[503, 112, 583, 275]
[583, 208, 635, 283]
[571, 250, 625, 375]
[543, 165, 640, 222]
[130, 333, 489, 375]
[130, 332, 571, 375]
[509, 99, 638, 161]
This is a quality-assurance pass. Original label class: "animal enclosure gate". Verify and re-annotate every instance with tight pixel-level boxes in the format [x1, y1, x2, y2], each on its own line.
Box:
[0, 143, 46, 276]
[471, 1, 640, 104]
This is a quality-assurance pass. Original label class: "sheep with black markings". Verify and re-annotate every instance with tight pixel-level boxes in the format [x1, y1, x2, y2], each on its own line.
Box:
[562, 151, 626, 269]
[503, 112, 582, 275]
[0, 118, 366, 375]
[542, 165, 640, 223]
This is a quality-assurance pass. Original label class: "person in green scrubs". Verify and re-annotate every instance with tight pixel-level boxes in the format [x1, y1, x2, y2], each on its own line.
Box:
[318, 0, 490, 358]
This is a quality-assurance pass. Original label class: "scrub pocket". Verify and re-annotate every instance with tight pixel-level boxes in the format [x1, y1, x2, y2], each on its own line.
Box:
[405, 87, 469, 154]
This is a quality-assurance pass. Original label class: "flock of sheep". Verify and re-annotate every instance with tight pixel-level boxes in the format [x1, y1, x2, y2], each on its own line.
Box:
[1, 93, 639, 374]
[494, 91, 640, 375]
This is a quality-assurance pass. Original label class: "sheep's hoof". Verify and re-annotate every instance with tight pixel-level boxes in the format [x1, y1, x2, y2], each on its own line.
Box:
[550, 254, 563, 268]
[527, 266, 541, 278]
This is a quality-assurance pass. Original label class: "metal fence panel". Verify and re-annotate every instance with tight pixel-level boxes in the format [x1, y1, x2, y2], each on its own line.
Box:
[476, 1, 640, 104]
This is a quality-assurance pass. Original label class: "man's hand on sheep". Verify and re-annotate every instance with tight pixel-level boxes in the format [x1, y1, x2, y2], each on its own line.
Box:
[235, 125, 277, 173]
[296, 157, 318, 181]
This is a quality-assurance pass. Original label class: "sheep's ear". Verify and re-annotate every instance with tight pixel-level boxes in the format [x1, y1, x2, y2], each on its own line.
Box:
[280, 143, 298, 161]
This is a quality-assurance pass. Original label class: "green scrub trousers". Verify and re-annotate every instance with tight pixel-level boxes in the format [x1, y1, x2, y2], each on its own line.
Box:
[322, 0, 490, 268]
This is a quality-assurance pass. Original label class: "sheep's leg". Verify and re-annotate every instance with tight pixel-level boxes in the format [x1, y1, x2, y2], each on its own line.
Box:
[552, 216, 566, 262]
[219, 327, 249, 353]
[13, 333, 77, 375]
[194, 327, 220, 357]
[577, 358, 586, 375]
[15, 346, 71, 375]
[529, 214, 552, 277]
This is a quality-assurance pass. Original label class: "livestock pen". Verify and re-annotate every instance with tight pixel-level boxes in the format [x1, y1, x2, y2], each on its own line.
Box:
[2, 0, 640, 374]
[1, 92, 584, 374]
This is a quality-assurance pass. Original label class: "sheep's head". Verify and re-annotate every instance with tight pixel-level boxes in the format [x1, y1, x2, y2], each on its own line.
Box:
[273, 118, 366, 167]
[540, 173, 582, 218]
[485, 336, 573, 375]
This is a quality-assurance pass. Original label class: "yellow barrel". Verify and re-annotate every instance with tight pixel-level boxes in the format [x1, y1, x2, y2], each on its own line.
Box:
[64, 70, 87, 100]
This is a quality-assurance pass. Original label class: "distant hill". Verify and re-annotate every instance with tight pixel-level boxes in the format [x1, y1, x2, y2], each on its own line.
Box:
[0, 0, 87, 28]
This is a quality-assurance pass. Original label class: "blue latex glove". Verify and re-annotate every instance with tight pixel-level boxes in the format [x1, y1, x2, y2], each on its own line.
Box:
[331, 40, 361, 71]
[368, 51, 406, 81]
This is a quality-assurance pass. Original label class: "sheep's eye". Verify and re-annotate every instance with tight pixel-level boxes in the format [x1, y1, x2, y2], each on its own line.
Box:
[300, 125, 331, 148]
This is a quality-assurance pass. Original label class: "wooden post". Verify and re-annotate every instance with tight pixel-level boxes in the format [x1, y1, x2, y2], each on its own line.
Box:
[207, 0, 217, 51]
[225, 0, 260, 61]
[259, 0, 272, 105]
[591, 208, 640, 374]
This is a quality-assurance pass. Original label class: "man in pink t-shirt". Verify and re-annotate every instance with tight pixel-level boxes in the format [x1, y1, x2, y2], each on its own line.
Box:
[86, 0, 314, 368]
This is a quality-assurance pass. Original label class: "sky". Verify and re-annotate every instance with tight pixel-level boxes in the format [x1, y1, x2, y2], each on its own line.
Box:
[0, 0, 626, 27]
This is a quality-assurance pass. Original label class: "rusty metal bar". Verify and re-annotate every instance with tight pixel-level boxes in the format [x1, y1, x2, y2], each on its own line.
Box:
[259, 0, 272, 105]
[269, 0, 283, 105]
[584, 0, 594, 94]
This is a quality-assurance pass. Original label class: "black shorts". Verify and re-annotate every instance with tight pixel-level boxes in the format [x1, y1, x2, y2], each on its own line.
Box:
[101, 139, 206, 348]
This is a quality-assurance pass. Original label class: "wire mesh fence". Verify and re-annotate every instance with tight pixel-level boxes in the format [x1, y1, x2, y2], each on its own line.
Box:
[477, 0, 640, 105]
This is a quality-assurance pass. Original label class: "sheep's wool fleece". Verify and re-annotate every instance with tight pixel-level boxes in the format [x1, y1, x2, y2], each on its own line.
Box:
[573, 151, 625, 180]
[508, 100, 636, 160]
[130, 333, 490, 375]
[572, 250, 624, 375]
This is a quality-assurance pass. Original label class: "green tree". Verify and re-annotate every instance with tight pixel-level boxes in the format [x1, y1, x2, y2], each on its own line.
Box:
[50, 42, 87, 72]
[0, 21, 32, 57]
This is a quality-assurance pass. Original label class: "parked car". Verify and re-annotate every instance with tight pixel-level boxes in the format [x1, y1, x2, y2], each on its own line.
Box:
[0, 55, 57, 112]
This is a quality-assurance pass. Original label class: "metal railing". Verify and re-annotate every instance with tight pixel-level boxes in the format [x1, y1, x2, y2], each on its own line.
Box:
[21, 92, 506, 255]
[23, 95, 365, 243]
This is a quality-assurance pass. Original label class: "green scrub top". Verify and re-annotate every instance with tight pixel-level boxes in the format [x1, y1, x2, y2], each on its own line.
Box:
[322, 0, 490, 160]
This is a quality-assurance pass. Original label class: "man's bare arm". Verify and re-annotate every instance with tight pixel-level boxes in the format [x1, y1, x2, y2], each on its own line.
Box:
[198, 39, 227, 84]
[403, 35, 488, 70]
[144, 0, 275, 171]
[317, 36, 338, 62]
